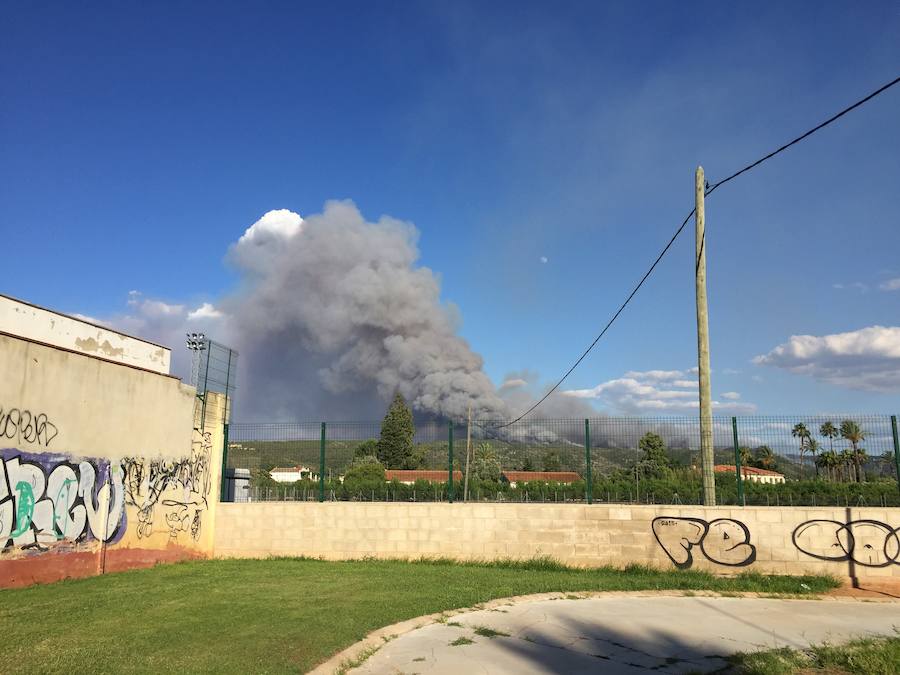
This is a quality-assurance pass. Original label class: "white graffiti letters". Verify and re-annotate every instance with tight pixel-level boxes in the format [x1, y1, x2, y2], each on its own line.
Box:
[0, 454, 124, 551]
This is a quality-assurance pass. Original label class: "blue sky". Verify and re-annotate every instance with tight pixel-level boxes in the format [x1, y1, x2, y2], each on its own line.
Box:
[2, 2, 899, 417]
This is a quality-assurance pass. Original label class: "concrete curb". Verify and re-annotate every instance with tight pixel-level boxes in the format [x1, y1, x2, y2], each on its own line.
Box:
[306, 589, 898, 674]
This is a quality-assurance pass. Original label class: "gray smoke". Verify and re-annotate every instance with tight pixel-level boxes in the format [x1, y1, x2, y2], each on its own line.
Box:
[222, 201, 507, 421]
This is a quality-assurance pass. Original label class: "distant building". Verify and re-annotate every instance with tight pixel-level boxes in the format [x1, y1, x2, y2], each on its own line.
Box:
[384, 470, 464, 484]
[269, 465, 317, 483]
[501, 471, 581, 488]
[714, 465, 785, 484]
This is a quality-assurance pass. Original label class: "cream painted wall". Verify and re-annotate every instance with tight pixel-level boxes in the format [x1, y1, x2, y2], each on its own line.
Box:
[0, 333, 193, 460]
[0, 294, 170, 374]
[214, 502, 900, 582]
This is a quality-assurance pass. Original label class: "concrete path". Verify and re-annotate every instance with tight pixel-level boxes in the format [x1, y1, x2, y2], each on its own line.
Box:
[348, 596, 900, 674]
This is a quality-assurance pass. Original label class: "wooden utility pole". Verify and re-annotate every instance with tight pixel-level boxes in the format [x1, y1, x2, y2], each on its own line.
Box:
[463, 406, 473, 501]
[695, 166, 716, 506]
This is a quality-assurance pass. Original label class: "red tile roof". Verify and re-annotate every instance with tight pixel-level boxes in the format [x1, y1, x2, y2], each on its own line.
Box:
[714, 464, 783, 477]
[384, 470, 463, 482]
[502, 471, 581, 483]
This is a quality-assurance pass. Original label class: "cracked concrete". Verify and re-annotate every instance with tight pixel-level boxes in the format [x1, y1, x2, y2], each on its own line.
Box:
[347, 596, 900, 674]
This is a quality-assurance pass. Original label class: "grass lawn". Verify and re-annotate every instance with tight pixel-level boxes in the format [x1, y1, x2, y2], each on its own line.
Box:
[0, 557, 838, 674]
[729, 634, 900, 674]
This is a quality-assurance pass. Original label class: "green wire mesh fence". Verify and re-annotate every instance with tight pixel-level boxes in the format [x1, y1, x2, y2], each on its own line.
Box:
[224, 415, 900, 506]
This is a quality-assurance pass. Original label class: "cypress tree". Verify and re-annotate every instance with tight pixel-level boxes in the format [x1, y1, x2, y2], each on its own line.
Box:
[377, 393, 415, 469]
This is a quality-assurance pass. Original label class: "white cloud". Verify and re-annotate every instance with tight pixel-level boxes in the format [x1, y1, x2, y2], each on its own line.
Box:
[833, 281, 868, 292]
[753, 325, 900, 392]
[539, 256, 548, 264]
[878, 278, 900, 291]
[237, 208, 303, 245]
[721, 391, 741, 400]
[623, 369, 684, 382]
[722, 368, 741, 376]
[137, 299, 185, 318]
[562, 369, 755, 414]
[230, 209, 304, 276]
[187, 303, 224, 321]
[499, 378, 528, 390]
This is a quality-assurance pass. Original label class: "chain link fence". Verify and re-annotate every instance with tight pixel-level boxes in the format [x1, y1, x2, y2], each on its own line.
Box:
[224, 415, 900, 506]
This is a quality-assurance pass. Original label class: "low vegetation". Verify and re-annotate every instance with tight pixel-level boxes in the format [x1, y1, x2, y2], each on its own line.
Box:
[233, 406, 900, 506]
[0, 557, 838, 673]
[729, 634, 900, 674]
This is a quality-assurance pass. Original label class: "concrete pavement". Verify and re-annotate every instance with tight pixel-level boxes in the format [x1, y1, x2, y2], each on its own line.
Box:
[347, 595, 900, 674]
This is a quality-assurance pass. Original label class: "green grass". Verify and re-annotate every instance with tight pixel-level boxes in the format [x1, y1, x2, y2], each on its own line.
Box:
[0, 557, 838, 674]
[449, 636, 474, 646]
[729, 634, 900, 674]
[472, 626, 510, 638]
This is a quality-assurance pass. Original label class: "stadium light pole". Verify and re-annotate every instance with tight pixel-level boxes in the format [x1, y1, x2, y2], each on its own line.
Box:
[695, 167, 716, 506]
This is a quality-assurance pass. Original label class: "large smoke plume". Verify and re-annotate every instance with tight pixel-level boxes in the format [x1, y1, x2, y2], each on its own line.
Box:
[223, 201, 505, 420]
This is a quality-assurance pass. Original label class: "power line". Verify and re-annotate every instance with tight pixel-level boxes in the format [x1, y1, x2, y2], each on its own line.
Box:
[706, 74, 900, 196]
[500, 73, 900, 427]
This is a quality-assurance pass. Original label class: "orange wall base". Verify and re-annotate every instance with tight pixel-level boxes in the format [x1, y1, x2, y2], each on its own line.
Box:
[0, 546, 206, 589]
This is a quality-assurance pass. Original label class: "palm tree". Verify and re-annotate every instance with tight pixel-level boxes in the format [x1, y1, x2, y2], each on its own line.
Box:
[816, 450, 834, 481]
[739, 446, 753, 468]
[792, 423, 811, 479]
[839, 448, 855, 482]
[756, 445, 776, 471]
[840, 419, 866, 483]
[820, 421, 838, 453]
[806, 438, 821, 479]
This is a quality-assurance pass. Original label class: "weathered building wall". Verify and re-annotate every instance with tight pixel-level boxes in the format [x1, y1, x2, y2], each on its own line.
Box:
[1, 332, 223, 588]
[213, 502, 900, 582]
[0, 294, 171, 374]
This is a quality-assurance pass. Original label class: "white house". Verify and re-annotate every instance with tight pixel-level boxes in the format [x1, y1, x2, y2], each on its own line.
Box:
[269, 465, 317, 483]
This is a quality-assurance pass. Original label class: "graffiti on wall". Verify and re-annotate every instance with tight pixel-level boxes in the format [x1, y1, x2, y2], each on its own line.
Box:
[1, 428, 214, 553]
[793, 519, 900, 568]
[652, 517, 756, 569]
[122, 428, 212, 542]
[0, 450, 125, 551]
[0, 407, 59, 448]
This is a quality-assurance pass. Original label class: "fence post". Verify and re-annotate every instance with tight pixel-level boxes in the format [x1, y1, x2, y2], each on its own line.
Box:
[584, 419, 593, 505]
[731, 417, 745, 506]
[448, 421, 455, 503]
[219, 422, 229, 502]
[892, 415, 900, 498]
[319, 422, 326, 503]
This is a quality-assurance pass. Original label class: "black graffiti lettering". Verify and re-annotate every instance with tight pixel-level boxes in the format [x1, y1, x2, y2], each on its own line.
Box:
[652, 516, 756, 569]
[0, 406, 59, 447]
[792, 519, 900, 568]
[120, 428, 212, 541]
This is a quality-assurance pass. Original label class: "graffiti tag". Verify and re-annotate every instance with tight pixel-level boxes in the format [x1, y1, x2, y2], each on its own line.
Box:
[793, 519, 900, 568]
[0, 407, 59, 448]
[652, 517, 756, 569]
[121, 427, 212, 542]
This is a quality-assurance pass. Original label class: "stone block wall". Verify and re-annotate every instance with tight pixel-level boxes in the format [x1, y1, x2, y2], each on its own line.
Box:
[214, 502, 900, 581]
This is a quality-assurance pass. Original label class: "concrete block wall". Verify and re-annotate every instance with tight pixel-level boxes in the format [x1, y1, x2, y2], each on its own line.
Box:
[214, 502, 900, 581]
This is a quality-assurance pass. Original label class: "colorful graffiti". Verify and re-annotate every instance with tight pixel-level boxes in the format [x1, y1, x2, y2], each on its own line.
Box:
[652, 516, 756, 569]
[0, 450, 125, 551]
[1, 428, 213, 553]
